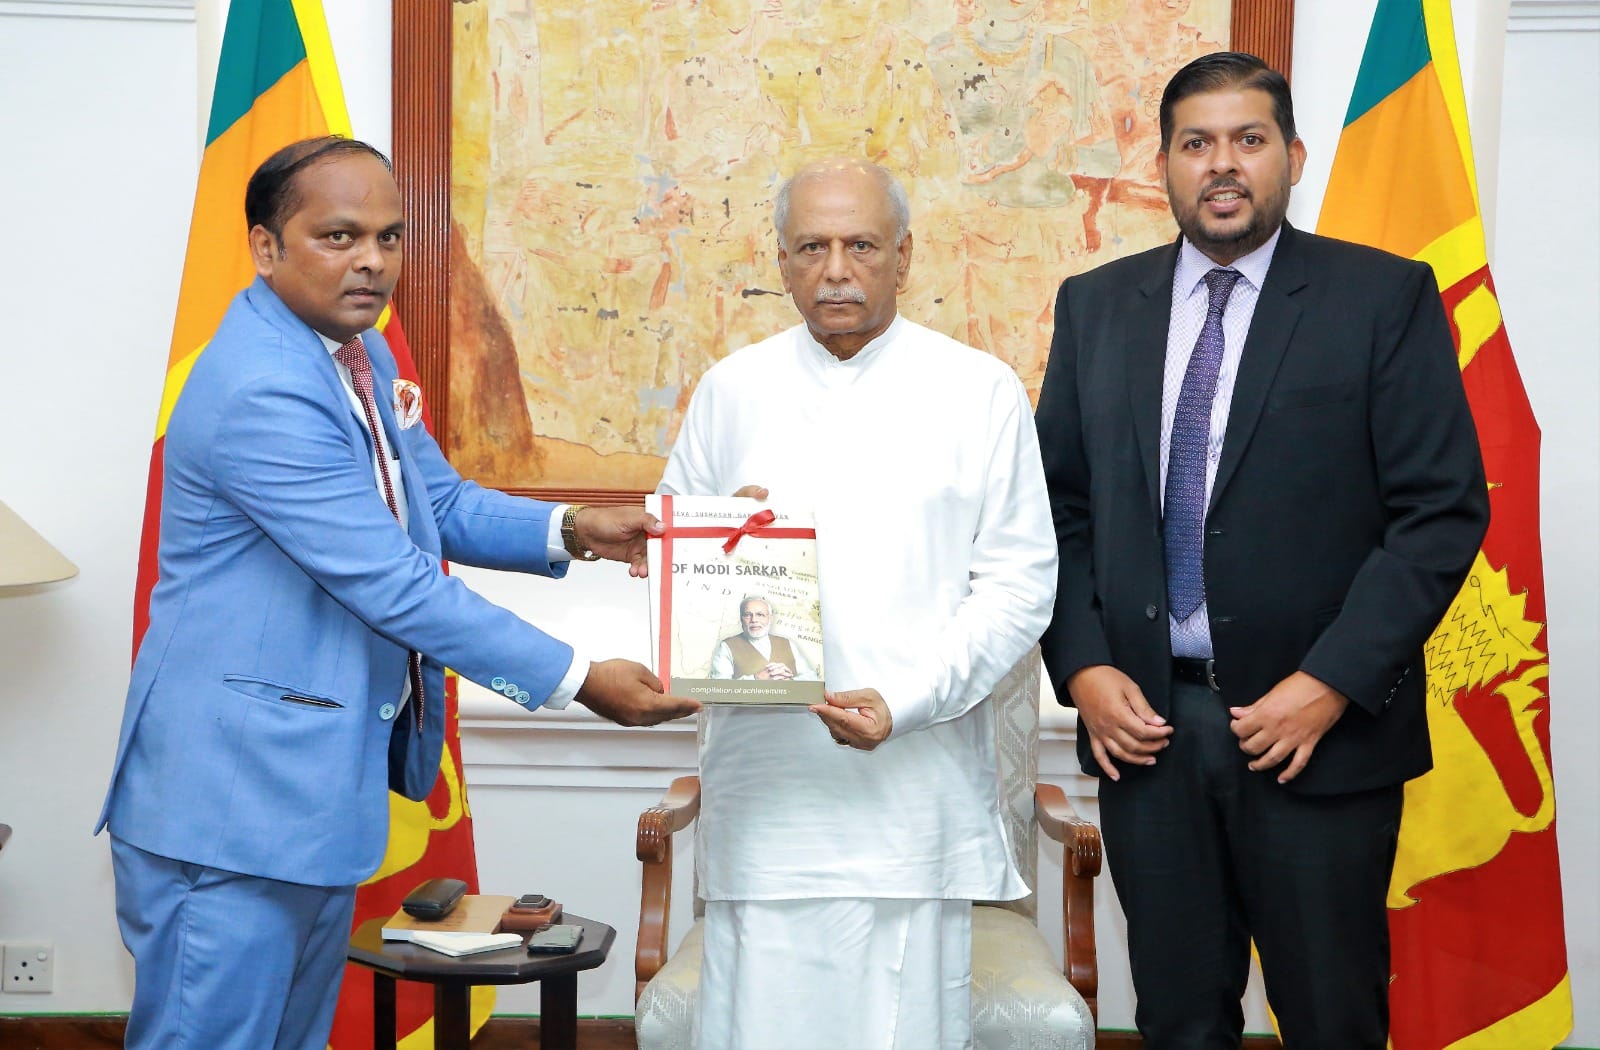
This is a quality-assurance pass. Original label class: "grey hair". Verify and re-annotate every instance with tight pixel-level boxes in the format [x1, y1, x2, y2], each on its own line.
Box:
[739, 595, 772, 615]
[773, 160, 911, 246]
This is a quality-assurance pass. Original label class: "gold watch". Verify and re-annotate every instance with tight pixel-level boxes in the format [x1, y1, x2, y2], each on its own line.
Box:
[560, 504, 601, 561]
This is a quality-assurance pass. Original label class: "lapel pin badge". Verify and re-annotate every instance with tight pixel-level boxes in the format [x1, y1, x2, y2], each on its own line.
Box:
[392, 379, 423, 430]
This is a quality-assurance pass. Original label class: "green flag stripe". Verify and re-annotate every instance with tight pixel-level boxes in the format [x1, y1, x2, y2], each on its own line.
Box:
[205, 0, 309, 146]
[1343, 0, 1433, 127]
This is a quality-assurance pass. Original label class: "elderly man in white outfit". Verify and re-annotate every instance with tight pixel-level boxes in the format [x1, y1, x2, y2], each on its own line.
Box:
[658, 158, 1057, 1049]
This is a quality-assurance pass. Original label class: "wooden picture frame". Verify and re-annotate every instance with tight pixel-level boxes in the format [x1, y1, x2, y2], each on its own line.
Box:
[391, 1, 1295, 504]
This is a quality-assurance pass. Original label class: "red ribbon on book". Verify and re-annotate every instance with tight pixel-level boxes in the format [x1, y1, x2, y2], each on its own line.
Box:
[654, 497, 818, 690]
[722, 509, 775, 554]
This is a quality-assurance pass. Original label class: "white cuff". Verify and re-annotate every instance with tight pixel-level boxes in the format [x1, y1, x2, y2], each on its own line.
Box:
[543, 644, 590, 710]
[883, 676, 935, 739]
[547, 505, 571, 563]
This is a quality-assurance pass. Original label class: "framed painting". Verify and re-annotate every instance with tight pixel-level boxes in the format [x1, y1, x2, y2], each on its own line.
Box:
[393, 0, 1294, 503]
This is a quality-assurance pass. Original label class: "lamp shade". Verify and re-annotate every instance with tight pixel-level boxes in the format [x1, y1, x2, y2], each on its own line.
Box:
[0, 499, 78, 587]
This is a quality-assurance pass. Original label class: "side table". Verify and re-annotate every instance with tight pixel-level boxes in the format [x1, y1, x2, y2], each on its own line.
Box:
[348, 912, 616, 1050]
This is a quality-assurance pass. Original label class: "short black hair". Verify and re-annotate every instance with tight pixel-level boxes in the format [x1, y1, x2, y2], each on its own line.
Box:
[1158, 51, 1296, 153]
[244, 136, 392, 241]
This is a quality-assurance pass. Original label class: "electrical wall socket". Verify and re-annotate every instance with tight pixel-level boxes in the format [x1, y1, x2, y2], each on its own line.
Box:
[3, 942, 54, 993]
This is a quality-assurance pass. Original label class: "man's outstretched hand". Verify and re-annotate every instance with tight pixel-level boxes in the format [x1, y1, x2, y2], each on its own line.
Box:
[576, 659, 699, 726]
[571, 506, 664, 578]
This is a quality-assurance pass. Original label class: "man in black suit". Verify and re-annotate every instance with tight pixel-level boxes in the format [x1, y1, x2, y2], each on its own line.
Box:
[1035, 52, 1488, 1048]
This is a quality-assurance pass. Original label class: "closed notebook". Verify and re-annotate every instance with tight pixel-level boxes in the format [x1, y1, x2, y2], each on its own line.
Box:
[407, 930, 523, 957]
[381, 894, 516, 941]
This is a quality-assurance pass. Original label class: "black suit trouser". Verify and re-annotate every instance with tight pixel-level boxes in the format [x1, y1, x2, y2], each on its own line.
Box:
[1099, 680, 1403, 1050]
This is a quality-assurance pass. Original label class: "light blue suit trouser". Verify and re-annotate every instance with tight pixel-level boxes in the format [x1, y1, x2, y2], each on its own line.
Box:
[111, 836, 357, 1050]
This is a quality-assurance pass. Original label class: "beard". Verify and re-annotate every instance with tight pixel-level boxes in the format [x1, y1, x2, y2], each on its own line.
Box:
[1169, 174, 1292, 263]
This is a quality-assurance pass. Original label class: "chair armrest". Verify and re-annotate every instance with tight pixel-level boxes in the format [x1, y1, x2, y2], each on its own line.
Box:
[1035, 782, 1100, 1021]
[636, 776, 701, 1001]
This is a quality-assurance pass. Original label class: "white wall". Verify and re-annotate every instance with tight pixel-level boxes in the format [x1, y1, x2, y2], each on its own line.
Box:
[0, 0, 198, 1016]
[1494, 1, 1600, 1029]
[0, 0, 1594, 1043]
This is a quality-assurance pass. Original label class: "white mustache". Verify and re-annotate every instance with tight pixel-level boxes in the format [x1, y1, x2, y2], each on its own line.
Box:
[816, 286, 868, 304]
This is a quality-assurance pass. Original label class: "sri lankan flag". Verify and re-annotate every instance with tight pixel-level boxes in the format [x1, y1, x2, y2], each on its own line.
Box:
[139, 2, 489, 1046]
[1318, 2, 1572, 1046]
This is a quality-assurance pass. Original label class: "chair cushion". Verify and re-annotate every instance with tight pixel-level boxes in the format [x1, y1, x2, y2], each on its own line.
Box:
[971, 905, 1094, 1050]
[638, 908, 1093, 1049]
[635, 919, 704, 1050]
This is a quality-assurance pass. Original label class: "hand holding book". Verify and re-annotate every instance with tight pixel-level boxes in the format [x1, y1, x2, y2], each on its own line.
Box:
[812, 687, 893, 751]
[576, 659, 699, 726]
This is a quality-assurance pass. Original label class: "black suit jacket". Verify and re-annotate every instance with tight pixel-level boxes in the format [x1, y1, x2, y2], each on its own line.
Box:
[1036, 224, 1489, 795]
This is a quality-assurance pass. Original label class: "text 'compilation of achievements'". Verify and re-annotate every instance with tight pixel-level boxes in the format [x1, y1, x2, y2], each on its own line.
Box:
[646, 495, 824, 705]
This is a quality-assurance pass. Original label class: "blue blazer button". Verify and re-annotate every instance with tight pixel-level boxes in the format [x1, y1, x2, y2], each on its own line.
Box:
[502, 682, 519, 697]
[491, 676, 508, 691]
[378, 702, 397, 721]
[516, 691, 531, 704]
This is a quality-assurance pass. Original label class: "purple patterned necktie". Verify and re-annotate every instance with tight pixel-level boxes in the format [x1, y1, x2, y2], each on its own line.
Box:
[335, 335, 425, 733]
[1164, 268, 1241, 621]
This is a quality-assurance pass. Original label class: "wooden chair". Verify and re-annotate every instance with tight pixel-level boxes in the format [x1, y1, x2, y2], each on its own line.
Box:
[633, 648, 1102, 1048]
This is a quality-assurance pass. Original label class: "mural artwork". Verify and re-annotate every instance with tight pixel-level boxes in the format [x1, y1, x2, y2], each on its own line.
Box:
[446, 0, 1228, 492]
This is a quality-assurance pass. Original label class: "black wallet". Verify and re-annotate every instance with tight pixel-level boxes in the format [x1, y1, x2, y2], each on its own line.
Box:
[401, 877, 467, 920]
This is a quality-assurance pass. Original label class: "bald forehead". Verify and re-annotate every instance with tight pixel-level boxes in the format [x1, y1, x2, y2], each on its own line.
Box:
[774, 159, 909, 243]
[783, 167, 884, 226]
[790, 159, 883, 195]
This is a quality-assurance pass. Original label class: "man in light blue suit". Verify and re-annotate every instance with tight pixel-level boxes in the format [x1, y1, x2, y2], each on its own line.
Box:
[97, 137, 698, 1050]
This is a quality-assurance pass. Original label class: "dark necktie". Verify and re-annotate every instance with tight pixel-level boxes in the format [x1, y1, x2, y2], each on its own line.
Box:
[335, 335, 425, 733]
[1164, 268, 1241, 622]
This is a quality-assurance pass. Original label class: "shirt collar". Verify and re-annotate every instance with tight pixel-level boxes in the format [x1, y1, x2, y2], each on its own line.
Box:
[798, 313, 904, 368]
[1175, 224, 1282, 299]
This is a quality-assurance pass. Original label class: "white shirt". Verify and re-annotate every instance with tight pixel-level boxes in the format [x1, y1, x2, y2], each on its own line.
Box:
[320, 334, 587, 709]
[1159, 230, 1281, 658]
[660, 316, 1056, 901]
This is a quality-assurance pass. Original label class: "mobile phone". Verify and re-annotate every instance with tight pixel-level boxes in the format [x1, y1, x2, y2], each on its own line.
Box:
[526, 923, 583, 954]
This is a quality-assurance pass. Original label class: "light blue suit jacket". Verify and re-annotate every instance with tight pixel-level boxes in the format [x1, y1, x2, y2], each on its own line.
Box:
[99, 279, 574, 887]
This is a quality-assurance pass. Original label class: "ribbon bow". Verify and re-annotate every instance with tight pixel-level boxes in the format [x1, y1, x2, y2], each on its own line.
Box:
[722, 509, 777, 554]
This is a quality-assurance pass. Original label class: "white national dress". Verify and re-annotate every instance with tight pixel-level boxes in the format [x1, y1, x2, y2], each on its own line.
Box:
[659, 315, 1056, 902]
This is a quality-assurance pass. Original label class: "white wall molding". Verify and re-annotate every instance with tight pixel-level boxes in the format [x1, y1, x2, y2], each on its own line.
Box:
[1509, 0, 1600, 30]
[462, 723, 699, 790]
[0, 1, 192, 21]
[461, 696, 1094, 795]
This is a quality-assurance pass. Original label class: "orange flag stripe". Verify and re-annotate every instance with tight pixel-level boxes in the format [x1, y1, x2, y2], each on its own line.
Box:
[1318, 67, 1478, 260]
[162, 60, 328, 398]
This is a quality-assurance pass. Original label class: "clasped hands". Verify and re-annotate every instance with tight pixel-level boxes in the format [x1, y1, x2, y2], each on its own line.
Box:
[1069, 665, 1347, 783]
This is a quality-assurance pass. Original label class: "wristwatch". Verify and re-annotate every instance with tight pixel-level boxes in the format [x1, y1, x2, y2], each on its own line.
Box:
[560, 504, 601, 562]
